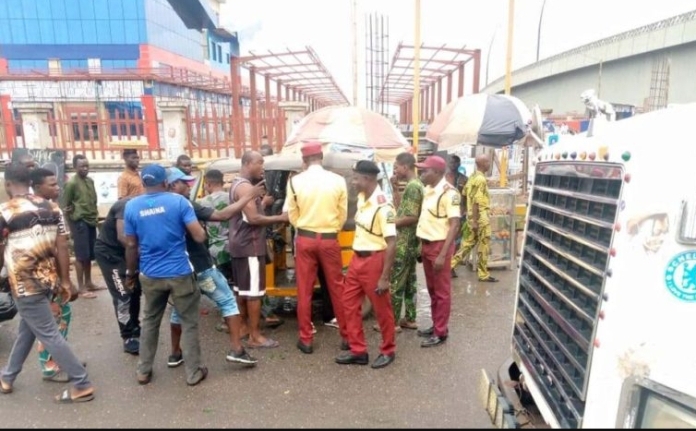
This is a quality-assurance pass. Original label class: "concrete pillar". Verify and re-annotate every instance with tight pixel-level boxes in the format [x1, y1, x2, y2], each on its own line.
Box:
[14, 102, 53, 149]
[158, 101, 188, 162]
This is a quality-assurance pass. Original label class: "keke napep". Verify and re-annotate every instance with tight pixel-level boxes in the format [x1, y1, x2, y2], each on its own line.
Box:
[191, 151, 398, 318]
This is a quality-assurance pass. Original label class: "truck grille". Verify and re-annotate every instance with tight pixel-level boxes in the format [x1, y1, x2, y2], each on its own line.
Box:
[513, 162, 624, 428]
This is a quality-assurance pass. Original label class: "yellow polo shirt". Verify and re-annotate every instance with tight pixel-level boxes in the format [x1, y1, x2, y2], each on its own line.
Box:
[353, 186, 396, 251]
[286, 165, 348, 233]
[416, 177, 461, 241]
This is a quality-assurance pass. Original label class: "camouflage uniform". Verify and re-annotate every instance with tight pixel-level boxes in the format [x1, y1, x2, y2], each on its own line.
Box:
[451, 171, 491, 280]
[390, 178, 424, 323]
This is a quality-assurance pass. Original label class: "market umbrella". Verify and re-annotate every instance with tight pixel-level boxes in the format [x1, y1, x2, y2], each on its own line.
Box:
[282, 106, 410, 163]
[425, 93, 532, 150]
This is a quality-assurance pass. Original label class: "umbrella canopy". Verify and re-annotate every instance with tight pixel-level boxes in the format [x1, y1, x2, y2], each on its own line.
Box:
[426, 93, 532, 150]
[282, 106, 410, 163]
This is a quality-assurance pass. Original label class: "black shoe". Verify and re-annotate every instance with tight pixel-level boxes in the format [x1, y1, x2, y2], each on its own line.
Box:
[167, 352, 184, 368]
[335, 351, 369, 365]
[479, 276, 499, 282]
[226, 348, 258, 365]
[451, 268, 458, 278]
[123, 338, 140, 355]
[421, 335, 448, 348]
[417, 327, 434, 337]
[371, 353, 395, 369]
[296, 341, 313, 354]
[339, 339, 350, 351]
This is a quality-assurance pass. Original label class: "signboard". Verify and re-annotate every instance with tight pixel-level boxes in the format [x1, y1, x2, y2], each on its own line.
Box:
[0, 80, 144, 102]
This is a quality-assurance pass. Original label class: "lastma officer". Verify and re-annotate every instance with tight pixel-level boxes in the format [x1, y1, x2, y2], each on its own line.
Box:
[336, 160, 397, 369]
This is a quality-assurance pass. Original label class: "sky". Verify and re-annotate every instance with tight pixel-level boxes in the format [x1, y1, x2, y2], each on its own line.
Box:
[220, 0, 696, 107]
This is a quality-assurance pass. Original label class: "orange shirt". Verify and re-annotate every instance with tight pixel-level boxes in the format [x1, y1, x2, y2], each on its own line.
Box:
[117, 168, 144, 199]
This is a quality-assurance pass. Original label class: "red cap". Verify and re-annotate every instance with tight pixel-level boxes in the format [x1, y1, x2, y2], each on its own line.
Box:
[415, 155, 447, 170]
[301, 142, 323, 157]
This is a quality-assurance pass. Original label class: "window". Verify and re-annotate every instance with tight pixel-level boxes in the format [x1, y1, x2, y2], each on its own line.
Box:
[638, 392, 696, 428]
[48, 58, 61, 75]
[217, 45, 222, 63]
[88, 58, 101, 73]
[70, 111, 99, 142]
[105, 102, 144, 137]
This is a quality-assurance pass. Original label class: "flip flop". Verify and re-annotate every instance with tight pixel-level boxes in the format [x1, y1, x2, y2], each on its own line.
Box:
[54, 388, 94, 404]
[0, 379, 12, 394]
[246, 338, 279, 349]
[79, 291, 97, 299]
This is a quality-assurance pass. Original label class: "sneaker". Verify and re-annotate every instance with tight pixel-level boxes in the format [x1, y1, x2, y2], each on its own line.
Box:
[123, 338, 140, 355]
[323, 318, 339, 329]
[167, 352, 184, 368]
[226, 348, 258, 366]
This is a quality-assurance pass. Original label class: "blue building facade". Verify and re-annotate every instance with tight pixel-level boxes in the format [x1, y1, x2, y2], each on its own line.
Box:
[0, 0, 238, 73]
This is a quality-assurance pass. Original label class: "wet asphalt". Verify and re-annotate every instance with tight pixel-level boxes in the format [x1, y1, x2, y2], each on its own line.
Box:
[0, 263, 518, 428]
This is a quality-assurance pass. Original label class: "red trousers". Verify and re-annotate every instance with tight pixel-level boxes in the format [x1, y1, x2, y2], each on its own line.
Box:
[343, 251, 396, 356]
[295, 234, 348, 344]
[421, 240, 454, 338]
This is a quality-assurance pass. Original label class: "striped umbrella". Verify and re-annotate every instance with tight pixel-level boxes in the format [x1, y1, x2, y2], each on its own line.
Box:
[426, 93, 532, 150]
[282, 106, 410, 162]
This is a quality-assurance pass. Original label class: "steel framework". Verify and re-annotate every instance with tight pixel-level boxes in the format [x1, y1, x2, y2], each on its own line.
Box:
[378, 43, 481, 124]
[230, 47, 349, 151]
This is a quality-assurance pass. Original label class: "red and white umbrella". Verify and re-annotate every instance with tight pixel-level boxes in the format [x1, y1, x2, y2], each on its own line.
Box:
[282, 106, 410, 162]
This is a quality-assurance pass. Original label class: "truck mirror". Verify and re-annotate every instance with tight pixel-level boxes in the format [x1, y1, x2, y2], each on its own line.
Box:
[677, 199, 696, 244]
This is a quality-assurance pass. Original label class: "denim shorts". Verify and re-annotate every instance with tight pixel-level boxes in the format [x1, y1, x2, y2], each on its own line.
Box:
[170, 266, 239, 324]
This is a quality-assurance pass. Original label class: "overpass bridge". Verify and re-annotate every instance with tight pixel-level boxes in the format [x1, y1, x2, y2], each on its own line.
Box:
[484, 10, 696, 116]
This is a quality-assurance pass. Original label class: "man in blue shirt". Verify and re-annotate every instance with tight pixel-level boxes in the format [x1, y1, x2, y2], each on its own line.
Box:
[124, 164, 208, 386]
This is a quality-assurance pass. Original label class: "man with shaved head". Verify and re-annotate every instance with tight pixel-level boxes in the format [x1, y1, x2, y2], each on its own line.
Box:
[451, 154, 497, 283]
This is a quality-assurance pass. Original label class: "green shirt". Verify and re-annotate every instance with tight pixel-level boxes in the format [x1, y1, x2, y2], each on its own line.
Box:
[62, 175, 98, 226]
[197, 190, 231, 266]
[396, 178, 424, 250]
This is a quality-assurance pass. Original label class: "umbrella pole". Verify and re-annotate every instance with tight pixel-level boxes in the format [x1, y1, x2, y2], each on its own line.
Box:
[500, 0, 515, 188]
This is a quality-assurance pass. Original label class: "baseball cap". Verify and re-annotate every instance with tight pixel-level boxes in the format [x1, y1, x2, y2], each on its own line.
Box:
[415, 155, 447, 171]
[167, 167, 195, 184]
[141, 164, 167, 187]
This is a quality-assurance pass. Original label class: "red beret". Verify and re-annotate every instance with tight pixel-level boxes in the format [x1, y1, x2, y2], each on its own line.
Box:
[301, 142, 323, 157]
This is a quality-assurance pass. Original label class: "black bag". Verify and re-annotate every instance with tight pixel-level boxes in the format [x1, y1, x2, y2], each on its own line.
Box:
[0, 291, 17, 322]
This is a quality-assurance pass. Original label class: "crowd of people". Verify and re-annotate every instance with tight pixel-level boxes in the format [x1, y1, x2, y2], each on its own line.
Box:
[0, 143, 496, 403]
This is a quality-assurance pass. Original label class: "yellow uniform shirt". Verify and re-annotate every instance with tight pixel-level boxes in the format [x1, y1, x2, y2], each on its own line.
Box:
[416, 177, 461, 241]
[353, 186, 396, 251]
[286, 165, 348, 233]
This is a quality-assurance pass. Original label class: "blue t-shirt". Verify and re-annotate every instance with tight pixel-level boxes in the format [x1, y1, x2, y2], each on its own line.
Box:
[124, 191, 198, 278]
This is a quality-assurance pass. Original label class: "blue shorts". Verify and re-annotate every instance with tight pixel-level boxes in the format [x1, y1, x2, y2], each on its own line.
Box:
[170, 266, 239, 324]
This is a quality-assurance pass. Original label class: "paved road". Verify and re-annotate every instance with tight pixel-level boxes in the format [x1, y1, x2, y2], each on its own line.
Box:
[0, 263, 517, 428]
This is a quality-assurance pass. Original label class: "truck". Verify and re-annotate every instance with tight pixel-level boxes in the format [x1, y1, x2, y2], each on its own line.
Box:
[479, 103, 696, 428]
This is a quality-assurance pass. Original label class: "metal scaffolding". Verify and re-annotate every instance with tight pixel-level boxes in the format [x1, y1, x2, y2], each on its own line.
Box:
[378, 43, 482, 124]
[231, 47, 349, 152]
[365, 12, 389, 115]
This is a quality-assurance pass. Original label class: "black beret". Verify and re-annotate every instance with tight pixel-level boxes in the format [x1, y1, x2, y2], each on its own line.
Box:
[352, 160, 380, 176]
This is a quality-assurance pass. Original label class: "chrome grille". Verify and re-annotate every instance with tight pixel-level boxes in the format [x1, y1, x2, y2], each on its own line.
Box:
[513, 163, 623, 428]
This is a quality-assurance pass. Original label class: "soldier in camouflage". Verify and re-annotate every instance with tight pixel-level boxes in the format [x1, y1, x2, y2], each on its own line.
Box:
[451, 154, 498, 282]
[388, 152, 423, 329]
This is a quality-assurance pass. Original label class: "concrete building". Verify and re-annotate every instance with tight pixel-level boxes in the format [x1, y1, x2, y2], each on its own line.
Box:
[0, 0, 241, 159]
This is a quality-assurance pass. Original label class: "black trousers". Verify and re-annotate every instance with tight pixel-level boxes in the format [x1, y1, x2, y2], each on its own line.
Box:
[94, 248, 141, 340]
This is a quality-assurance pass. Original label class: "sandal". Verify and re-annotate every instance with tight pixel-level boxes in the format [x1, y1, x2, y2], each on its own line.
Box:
[215, 321, 230, 333]
[54, 388, 94, 404]
[78, 291, 97, 299]
[479, 276, 499, 283]
[0, 379, 12, 394]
